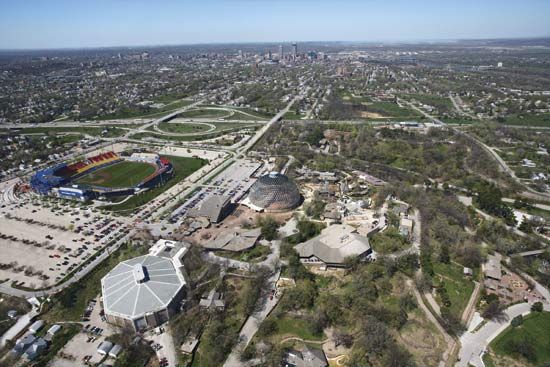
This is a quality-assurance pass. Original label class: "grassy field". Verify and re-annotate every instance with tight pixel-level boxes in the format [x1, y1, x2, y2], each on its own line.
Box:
[367, 101, 421, 118]
[273, 315, 326, 341]
[93, 99, 194, 120]
[12, 126, 129, 138]
[157, 121, 213, 134]
[230, 107, 273, 119]
[133, 123, 259, 142]
[370, 227, 409, 254]
[75, 161, 156, 188]
[103, 155, 207, 213]
[442, 117, 479, 125]
[179, 108, 230, 119]
[433, 262, 475, 317]
[490, 312, 550, 366]
[402, 93, 454, 114]
[283, 111, 303, 120]
[500, 113, 550, 127]
[224, 111, 268, 121]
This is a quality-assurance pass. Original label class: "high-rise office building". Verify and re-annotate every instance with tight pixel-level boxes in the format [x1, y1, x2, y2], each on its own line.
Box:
[292, 43, 297, 59]
[279, 45, 283, 60]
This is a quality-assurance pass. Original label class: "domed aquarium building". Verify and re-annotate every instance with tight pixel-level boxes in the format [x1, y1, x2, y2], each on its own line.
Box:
[245, 172, 301, 212]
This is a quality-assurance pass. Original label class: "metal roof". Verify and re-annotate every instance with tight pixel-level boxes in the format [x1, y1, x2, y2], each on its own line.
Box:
[248, 173, 300, 210]
[101, 255, 186, 320]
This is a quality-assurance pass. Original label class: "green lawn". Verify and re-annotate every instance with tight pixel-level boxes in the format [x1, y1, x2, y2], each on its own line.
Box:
[490, 312, 550, 366]
[442, 117, 479, 125]
[157, 121, 213, 134]
[283, 111, 303, 120]
[367, 101, 421, 118]
[370, 227, 409, 254]
[93, 99, 194, 120]
[13, 126, 128, 138]
[230, 107, 273, 119]
[273, 315, 325, 341]
[132, 123, 259, 142]
[179, 108, 230, 119]
[499, 113, 550, 127]
[433, 262, 475, 317]
[103, 155, 207, 213]
[75, 161, 156, 188]
[224, 111, 268, 121]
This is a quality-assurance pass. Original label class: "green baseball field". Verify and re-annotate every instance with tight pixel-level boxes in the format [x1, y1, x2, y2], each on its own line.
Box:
[74, 161, 156, 188]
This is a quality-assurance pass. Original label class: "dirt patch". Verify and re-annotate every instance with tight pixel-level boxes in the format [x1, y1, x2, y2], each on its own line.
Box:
[396, 313, 446, 367]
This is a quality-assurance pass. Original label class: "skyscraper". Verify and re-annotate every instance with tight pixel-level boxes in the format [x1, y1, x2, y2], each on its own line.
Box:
[279, 45, 283, 60]
[292, 43, 297, 59]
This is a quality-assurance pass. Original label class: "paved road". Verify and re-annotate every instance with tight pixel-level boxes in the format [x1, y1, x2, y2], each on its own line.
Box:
[457, 301, 550, 367]
[457, 269, 550, 367]
[0, 309, 39, 347]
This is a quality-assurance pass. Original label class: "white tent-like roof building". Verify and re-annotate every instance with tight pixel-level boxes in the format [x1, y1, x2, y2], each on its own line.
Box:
[101, 241, 188, 331]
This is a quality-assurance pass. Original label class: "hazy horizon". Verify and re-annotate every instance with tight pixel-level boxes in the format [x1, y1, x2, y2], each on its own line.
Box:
[1, 0, 550, 50]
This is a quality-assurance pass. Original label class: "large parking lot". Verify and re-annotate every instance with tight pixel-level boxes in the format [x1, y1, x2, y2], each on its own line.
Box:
[170, 159, 263, 223]
[0, 199, 128, 288]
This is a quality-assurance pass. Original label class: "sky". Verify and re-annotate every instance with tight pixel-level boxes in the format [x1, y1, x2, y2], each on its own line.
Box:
[1, 0, 549, 49]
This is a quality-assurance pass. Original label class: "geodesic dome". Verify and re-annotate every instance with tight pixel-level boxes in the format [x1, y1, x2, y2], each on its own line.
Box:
[248, 172, 301, 211]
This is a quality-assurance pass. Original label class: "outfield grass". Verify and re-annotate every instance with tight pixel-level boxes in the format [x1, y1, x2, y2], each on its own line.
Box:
[490, 312, 550, 366]
[75, 161, 156, 188]
[433, 262, 475, 317]
[103, 155, 207, 213]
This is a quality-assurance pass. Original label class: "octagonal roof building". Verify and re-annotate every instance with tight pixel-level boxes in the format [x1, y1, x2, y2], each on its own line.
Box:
[101, 241, 188, 331]
[246, 172, 301, 212]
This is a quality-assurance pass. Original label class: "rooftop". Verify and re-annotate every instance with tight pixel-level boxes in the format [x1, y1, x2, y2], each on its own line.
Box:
[295, 224, 371, 265]
[101, 254, 186, 320]
[204, 227, 262, 252]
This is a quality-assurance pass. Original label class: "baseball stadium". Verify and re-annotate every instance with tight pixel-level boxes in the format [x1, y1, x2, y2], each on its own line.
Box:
[30, 151, 173, 201]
